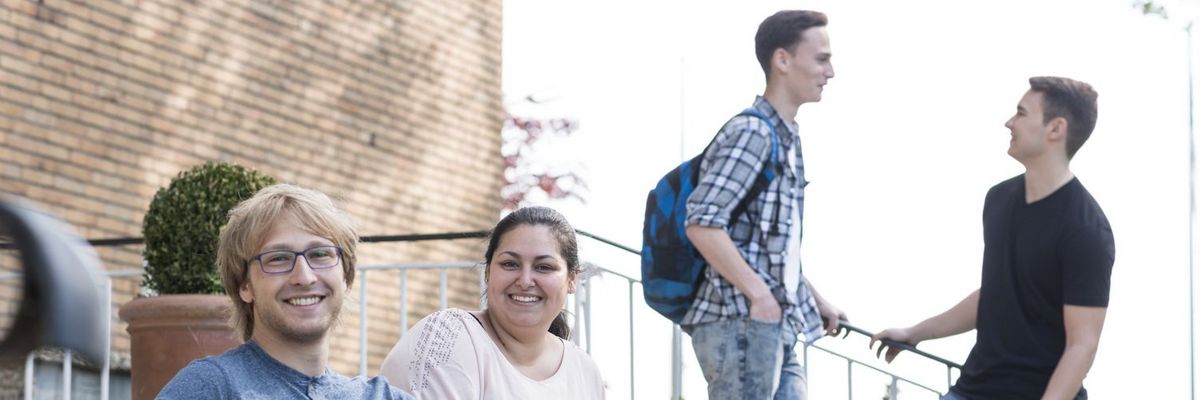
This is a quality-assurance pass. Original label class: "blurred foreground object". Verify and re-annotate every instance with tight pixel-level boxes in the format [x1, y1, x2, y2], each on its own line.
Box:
[0, 198, 106, 364]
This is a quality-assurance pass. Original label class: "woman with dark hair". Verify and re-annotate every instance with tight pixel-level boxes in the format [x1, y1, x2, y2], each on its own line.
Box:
[380, 206, 606, 399]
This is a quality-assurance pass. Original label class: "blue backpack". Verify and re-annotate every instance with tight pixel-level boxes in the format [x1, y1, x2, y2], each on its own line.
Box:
[641, 108, 780, 324]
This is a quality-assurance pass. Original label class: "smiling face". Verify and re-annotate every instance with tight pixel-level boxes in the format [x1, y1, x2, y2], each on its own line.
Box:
[484, 224, 577, 334]
[778, 27, 834, 105]
[1005, 89, 1059, 163]
[238, 216, 346, 345]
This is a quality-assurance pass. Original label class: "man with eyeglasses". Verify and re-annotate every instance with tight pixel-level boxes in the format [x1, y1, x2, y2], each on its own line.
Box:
[158, 184, 414, 399]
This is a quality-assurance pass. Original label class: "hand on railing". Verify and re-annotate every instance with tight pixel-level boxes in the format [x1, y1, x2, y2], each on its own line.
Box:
[834, 320, 964, 369]
[868, 327, 920, 363]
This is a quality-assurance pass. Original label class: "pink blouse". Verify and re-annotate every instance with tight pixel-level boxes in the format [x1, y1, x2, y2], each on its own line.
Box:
[380, 308, 606, 400]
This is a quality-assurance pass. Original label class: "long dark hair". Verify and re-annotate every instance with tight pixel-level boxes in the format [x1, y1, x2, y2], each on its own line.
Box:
[483, 206, 579, 340]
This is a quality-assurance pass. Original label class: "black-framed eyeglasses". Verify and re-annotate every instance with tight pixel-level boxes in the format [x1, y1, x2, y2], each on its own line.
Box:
[251, 246, 342, 274]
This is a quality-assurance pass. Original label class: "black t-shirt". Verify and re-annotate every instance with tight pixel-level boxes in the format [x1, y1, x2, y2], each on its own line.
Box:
[953, 175, 1115, 400]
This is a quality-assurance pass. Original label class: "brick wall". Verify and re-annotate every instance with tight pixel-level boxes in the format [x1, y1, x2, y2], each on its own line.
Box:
[0, 0, 503, 377]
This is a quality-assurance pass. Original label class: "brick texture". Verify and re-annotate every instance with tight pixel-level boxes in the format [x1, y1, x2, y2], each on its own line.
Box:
[0, 0, 503, 379]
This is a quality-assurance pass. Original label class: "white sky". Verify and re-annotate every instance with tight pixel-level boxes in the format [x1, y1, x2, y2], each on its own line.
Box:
[505, 0, 1195, 398]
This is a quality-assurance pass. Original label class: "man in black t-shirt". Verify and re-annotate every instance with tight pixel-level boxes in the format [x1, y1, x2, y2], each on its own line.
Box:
[871, 76, 1114, 400]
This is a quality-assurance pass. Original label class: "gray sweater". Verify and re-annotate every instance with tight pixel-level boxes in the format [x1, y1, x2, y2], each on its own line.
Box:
[157, 341, 414, 399]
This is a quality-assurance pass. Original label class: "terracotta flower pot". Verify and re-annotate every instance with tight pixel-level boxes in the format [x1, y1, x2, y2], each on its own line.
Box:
[118, 294, 242, 400]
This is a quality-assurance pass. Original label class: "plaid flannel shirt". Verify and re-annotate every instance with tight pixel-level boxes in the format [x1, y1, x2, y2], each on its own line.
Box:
[683, 96, 824, 344]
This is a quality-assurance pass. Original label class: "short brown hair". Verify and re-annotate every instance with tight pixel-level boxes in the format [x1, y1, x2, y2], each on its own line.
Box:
[217, 184, 359, 340]
[1029, 76, 1099, 159]
[755, 10, 828, 78]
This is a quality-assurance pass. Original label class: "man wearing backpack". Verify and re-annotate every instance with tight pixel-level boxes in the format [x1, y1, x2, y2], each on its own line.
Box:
[683, 10, 844, 399]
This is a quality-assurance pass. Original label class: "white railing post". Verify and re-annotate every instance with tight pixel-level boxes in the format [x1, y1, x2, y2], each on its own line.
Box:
[572, 283, 581, 346]
[101, 277, 112, 400]
[400, 271, 408, 332]
[671, 325, 682, 400]
[478, 267, 486, 309]
[845, 358, 852, 400]
[585, 279, 592, 354]
[627, 280, 635, 400]
[24, 351, 33, 400]
[439, 269, 448, 310]
[62, 349, 71, 400]
[360, 270, 369, 376]
[803, 344, 809, 382]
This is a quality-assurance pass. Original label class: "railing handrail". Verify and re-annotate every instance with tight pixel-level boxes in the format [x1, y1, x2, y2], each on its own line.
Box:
[1, 229, 636, 250]
[357, 261, 479, 271]
[0, 231, 498, 250]
[361, 231, 489, 243]
[576, 229, 640, 255]
[837, 320, 964, 370]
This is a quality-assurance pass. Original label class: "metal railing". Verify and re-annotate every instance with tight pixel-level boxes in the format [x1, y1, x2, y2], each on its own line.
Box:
[3, 230, 657, 400]
[572, 229, 964, 400]
[2, 267, 141, 400]
[837, 322, 963, 390]
[6, 229, 963, 400]
[805, 321, 963, 399]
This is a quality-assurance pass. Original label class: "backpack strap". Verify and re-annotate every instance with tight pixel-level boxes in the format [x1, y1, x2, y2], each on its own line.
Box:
[728, 108, 781, 227]
[689, 107, 783, 231]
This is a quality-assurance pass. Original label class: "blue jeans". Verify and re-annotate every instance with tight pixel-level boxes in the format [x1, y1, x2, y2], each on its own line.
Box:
[690, 318, 806, 400]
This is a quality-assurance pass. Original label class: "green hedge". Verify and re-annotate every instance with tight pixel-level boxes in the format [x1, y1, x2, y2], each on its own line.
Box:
[142, 162, 276, 295]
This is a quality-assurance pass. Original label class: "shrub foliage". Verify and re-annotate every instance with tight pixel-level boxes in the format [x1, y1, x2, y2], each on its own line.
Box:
[142, 162, 276, 294]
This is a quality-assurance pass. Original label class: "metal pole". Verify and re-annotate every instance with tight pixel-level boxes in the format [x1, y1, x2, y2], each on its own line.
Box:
[628, 280, 636, 400]
[101, 278, 112, 400]
[845, 358, 852, 400]
[62, 349, 71, 400]
[24, 351, 33, 400]
[585, 279, 593, 353]
[671, 325, 682, 400]
[1188, 21, 1196, 400]
[478, 267, 486, 309]
[803, 344, 810, 383]
[400, 271, 408, 332]
[439, 269, 448, 310]
[679, 55, 687, 163]
[573, 284, 582, 346]
[947, 365, 953, 393]
[360, 270, 368, 376]
[628, 279, 638, 398]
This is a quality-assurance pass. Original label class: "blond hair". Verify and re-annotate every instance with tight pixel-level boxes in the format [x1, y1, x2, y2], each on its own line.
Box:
[216, 184, 359, 340]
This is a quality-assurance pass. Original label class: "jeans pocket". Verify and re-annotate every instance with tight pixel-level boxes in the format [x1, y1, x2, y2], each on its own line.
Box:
[747, 317, 783, 335]
[691, 321, 730, 384]
[739, 318, 783, 399]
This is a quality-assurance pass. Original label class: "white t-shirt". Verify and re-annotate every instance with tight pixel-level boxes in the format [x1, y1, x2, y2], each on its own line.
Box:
[784, 145, 801, 294]
[380, 308, 606, 400]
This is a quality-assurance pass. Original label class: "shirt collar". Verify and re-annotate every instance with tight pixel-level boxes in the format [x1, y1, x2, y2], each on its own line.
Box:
[752, 96, 799, 148]
[245, 340, 336, 382]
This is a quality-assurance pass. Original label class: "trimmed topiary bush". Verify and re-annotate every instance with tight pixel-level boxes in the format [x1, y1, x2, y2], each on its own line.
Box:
[142, 162, 276, 295]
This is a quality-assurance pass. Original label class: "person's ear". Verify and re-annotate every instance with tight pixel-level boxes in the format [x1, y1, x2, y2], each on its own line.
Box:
[567, 271, 578, 294]
[239, 281, 254, 304]
[1047, 117, 1068, 143]
[773, 48, 791, 72]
